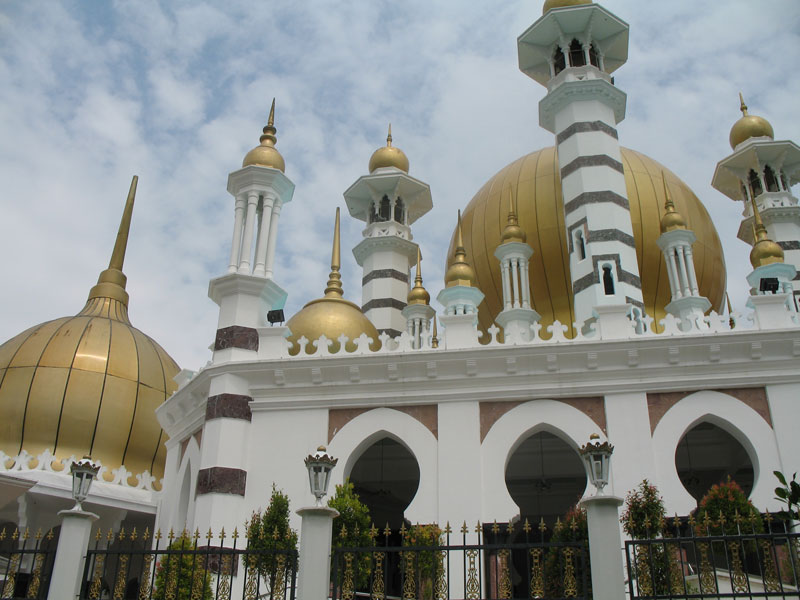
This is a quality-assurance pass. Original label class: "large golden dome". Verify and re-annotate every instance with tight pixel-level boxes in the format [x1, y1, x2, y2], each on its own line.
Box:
[0, 178, 179, 481]
[447, 147, 726, 334]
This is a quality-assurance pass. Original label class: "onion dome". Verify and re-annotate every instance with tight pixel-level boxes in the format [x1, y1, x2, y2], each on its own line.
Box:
[659, 174, 687, 233]
[0, 177, 179, 481]
[407, 247, 431, 305]
[749, 196, 784, 268]
[368, 124, 409, 173]
[500, 185, 527, 243]
[447, 146, 726, 334]
[286, 208, 380, 354]
[242, 98, 286, 172]
[542, 0, 591, 14]
[729, 93, 774, 150]
[444, 210, 477, 287]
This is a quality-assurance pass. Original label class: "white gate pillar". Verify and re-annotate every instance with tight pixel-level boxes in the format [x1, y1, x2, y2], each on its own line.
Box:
[580, 495, 626, 600]
[296, 506, 339, 600]
[47, 509, 99, 600]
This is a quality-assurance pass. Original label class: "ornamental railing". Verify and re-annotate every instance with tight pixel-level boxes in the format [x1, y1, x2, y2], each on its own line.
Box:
[80, 527, 297, 600]
[330, 519, 589, 600]
[0, 527, 57, 600]
[624, 515, 800, 599]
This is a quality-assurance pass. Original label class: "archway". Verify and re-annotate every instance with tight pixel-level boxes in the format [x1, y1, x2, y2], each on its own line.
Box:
[675, 421, 755, 503]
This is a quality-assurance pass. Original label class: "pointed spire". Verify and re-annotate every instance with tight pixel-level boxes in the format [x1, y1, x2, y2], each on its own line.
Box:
[500, 184, 526, 243]
[261, 98, 278, 146]
[749, 194, 784, 267]
[109, 175, 137, 271]
[739, 92, 748, 116]
[445, 210, 477, 287]
[242, 98, 285, 171]
[324, 207, 344, 297]
[726, 292, 735, 329]
[407, 246, 430, 305]
[659, 172, 686, 232]
[387, 123, 393, 147]
[431, 314, 439, 348]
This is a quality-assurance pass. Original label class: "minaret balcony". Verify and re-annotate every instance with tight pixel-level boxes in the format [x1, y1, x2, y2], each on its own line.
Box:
[546, 64, 611, 93]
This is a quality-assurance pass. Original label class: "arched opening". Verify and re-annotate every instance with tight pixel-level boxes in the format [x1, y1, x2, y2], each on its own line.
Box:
[588, 43, 600, 68]
[748, 169, 763, 198]
[602, 264, 615, 295]
[764, 165, 779, 192]
[675, 421, 755, 504]
[378, 195, 391, 222]
[569, 39, 586, 67]
[553, 45, 566, 75]
[779, 171, 789, 191]
[369, 199, 379, 224]
[394, 197, 404, 223]
[348, 437, 420, 531]
[505, 431, 587, 528]
[575, 229, 586, 261]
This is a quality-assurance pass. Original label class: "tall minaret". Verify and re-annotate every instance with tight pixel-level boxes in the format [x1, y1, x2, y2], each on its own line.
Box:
[344, 126, 433, 337]
[656, 175, 711, 330]
[208, 100, 294, 363]
[402, 248, 435, 349]
[712, 94, 800, 312]
[517, 0, 643, 328]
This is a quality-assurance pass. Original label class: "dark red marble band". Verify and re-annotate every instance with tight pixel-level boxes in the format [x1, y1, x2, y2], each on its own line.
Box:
[206, 393, 253, 422]
[196, 467, 247, 496]
[214, 325, 259, 351]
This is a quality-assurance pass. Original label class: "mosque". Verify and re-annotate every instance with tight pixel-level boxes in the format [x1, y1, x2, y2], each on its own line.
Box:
[0, 0, 798, 555]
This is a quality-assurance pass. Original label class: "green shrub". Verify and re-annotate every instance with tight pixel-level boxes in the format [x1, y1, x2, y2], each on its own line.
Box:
[152, 533, 212, 600]
[544, 506, 591, 599]
[621, 479, 667, 539]
[694, 478, 763, 536]
[247, 486, 299, 595]
[328, 480, 372, 588]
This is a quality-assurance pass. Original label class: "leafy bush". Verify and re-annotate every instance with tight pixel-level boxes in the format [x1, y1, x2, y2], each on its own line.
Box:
[402, 523, 443, 600]
[328, 480, 372, 588]
[247, 486, 299, 595]
[621, 480, 667, 539]
[694, 478, 762, 536]
[152, 533, 212, 600]
[774, 471, 800, 525]
[545, 506, 591, 599]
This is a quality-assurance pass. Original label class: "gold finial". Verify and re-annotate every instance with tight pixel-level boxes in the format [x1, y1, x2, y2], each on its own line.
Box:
[85, 176, 138, 310]
[387, 123, 392, 146]
[368, 122, 409, 172]
[500, 184, 526, 243]
[444, 210, 477, 287]
[729, 92, 774, 150]
[262, 98, 277, 145]
[726, 292, 733, 314]
[431, 314, 439, 348]
[324, 208, 344, 297]
[659, 171, 686, 232]
[267, 97, 275, 128]
[407, 246, 430, 305]
[749, 195, 784, 267]
[242, 98, 286, 171]
[739, 92, 748, 116]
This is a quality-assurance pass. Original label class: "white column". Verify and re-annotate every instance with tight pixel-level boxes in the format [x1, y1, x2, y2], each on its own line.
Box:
[253, 194, 275, 277]
[228, 195, 246, 273]
[511, 258, 522, 307]
[264, 200, 283, 279]
[663, 250, 678, 300]
[581, 496, 626, 600]
[501, 261, 512, 310]
[296, 506, 338, 600]
[666, 250, 682, 299]
[684, 245, 700, 295]
[520, 261, 532, 308]
[678, 246, 692, 296]
[238, 191, 259, 273]
[47, 509, 99, 600]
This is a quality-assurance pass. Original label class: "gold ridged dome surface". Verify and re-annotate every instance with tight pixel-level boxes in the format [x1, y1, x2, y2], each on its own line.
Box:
[287, 208, 380, 354]
[242, 99, 286, 172]
[447, 147, 726, 335]
[542, 0, 591, 14]
[729, 94, 774, 150]
[368, 125, 409, 174]
[0, 178, 179, 481]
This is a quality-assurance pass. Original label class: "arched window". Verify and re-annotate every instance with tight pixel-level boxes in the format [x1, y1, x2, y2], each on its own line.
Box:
[378, 195, 391, 222]
[779, 171, 789, 191]
[748, 169, 763, 198]
[553, 45, 566, 75]
[575, 229, 586, 260]
[602, 264, 615, 295]
[368, 199, 379, 224]
[588, 43, 600, 68]
[569, 39, 586, 67]
[394, 197, 404, 223]
[764, 165, 779, 192]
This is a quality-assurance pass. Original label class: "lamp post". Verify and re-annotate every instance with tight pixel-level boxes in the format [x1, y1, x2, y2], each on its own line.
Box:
[304, 446, 338, 506]
[579, 433, 614, 495]
[70, 456, 100, 511]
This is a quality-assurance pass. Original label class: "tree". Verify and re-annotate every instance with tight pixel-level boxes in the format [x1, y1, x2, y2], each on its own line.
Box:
[774, 471, 800, 526]
[694, 477, 763, 536]
[152, 533, 212, 600]
[328, 480, 372, 588]
[247, 486, 299, 597]
[621, 479, 667, 539]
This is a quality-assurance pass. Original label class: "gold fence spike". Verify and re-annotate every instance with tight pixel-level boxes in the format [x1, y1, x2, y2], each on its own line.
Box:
[273, 526, 280, 540]
[23, 527, 30, 540]
[194, 528, 200, 542]
[35, 528, 42, 541]
[718, 510, 727, 529]
[106, 528, 114, 542]
[232, 527, 239, 540]
[506, 520, 515, 534]
[383, 523, 391, 538]
[522, 519, 531, 534]
[734, 509, 743, 525]
[340, 524, 348, 539]
[130, 527, 137, 541]
[491, 520, 499, 535]
[538, 518, 547, 533]
[94, 529, 101, 541]
[143, 527, 150, 542]
[180, 527, 188, 540]
[12, 528, 19, 541]
[353, 524, 360, 538]
[444, 522, 452, 535]
[219, 527, 226, 541]
[461, 521, 468, 535]
[475, 521, 481, 534]
[764, 510, 773, 524]
[570, 518, 579, 533]
[398, 523, 406, 537]
[118, 527, 126, 541]
[206, 528, 213, 542]
[154, 529, 162, 541]
[0, 528, 5, 541]
[46, 529, 54, 541]
[673, 513, 681, 529]
[168, 528, 175, 541]
[369, 524, 378, 540]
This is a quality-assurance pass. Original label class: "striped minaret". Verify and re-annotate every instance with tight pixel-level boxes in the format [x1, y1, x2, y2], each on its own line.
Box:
[518, 1, 643, 327]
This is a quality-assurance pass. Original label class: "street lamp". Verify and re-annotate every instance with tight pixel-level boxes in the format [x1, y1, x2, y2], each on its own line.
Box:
[304, 446, 338, 506]
[579, 434, 614, 495]
[70, 456, 100, 510]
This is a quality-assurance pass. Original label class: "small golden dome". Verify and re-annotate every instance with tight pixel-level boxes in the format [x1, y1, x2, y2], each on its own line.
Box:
[407, 247, 431, 305]
[0, 177, 179, 481]
[660, 175, 687, 233]
[368, 124, 409, 173]
[444, 210, 477, 287]
[542, 0, 591, 14]
[749, 197, 784, 268]
[729, 93, 774, 150]
[286, 208, 380, 354]
[500, 186, 527, 243]
[242, 99, 286, 172]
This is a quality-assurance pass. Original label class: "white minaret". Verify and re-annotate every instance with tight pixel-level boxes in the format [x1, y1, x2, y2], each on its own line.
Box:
[493, 187, 540, 342]
[344, 126, 433, 337]
[655, 175, 710, 331]
[517, 1, 644, 330]
[401, 248, 436, 349]
[712, 94, 800, 312]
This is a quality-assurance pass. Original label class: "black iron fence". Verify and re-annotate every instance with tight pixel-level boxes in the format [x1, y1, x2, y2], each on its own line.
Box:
[625, 516, 800, 599]
[0, 527, 57, 600]
[331, 520, 589, 600]
[80, 527, 297, 600]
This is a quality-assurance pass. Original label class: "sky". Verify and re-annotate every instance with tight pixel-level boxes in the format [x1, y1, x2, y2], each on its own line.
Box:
[1, 0, 799, 371]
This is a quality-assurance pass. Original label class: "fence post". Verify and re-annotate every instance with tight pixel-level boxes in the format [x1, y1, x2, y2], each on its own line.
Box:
[581, 495, 625, 600]
[47, 508, 98, 600]
[296, 506, 339, 600]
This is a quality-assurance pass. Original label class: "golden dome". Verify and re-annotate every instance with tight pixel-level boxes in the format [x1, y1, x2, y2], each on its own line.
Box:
[659, 176, 687, 233]
[368, 124, 409, 174]
[542, 0, 591, 14]
[0, 177, 179, 481]
[729, 93, 774, 150]
[749, 197, 784, 268]
[447, 147, 726, 334]
[444, 210, 477, 287]
[242, 99, 286, 172]
[287, 208, 380, 354]
[407, 248, 431, 305]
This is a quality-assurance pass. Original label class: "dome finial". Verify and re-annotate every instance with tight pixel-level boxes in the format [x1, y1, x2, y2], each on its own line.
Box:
[749, 194, 784, 267]
[242, 98, 286, 171]
[368, 124, 409, 173]
[729, 92, 774, 149]
[324, 207, 344, 297]
[431, 314, 439, 348]
[86, 175, 138, 311]
[387, 123, 392, 146]
[739, 92, 748, 116]
[445, 210, 477, 287]
[407, 246, 431, 305]
[501, 184, 526, 243]
[659, 171, 687, 232]
[268, 97, 276, 128]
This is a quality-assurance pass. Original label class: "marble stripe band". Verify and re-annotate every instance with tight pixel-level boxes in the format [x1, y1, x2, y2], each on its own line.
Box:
[196, 467, 247, 496]
[556, 120, 619, 145]
[363, 298, 407, 312]
[564, 190, 630, 214]
[560, 154, 624, 179]
[777, 241, 800, 251]
[362, 269, 409, 285]
[214, 325, 258, 352]
[587, 228, 636, 248]
[206, 393, 253, 422]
